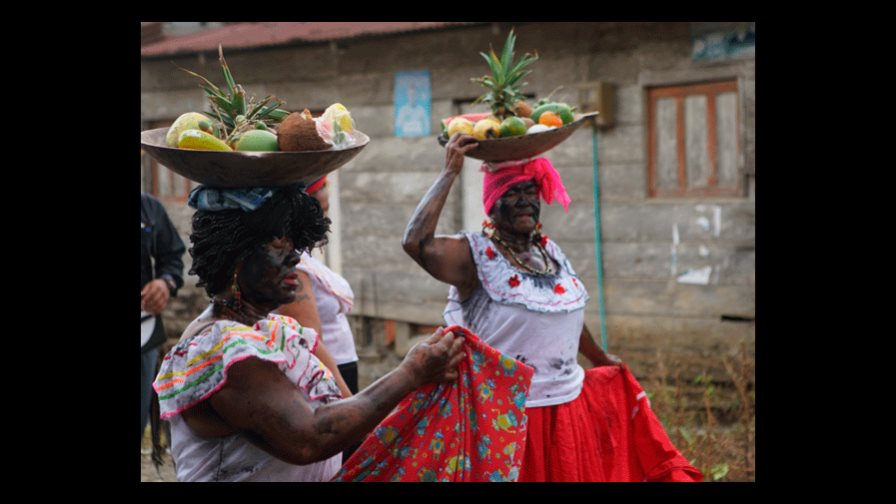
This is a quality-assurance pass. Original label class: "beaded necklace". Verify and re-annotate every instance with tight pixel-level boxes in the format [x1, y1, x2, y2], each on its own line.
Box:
[483, 219, 555, 276]
[491, 233, 555, 276]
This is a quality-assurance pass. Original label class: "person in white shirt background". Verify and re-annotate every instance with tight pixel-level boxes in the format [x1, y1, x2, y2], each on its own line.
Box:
[278, 176, 363, 462]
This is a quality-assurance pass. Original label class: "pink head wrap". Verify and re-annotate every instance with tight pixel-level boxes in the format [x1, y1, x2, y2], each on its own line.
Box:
[481, 157, 571, 215]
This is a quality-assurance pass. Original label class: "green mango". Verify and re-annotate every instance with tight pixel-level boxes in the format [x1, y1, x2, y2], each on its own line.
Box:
[234, 129, 279, 151]
[499, 116, 527, 137]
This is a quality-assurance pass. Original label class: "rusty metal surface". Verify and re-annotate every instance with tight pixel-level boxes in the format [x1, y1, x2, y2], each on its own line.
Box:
[140, 128, 369, 188]
[141, 22, 479, 57]
[437, 112, 598, 162]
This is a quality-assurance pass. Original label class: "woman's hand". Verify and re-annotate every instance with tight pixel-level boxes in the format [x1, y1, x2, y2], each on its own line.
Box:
[444, 133, 478, 175]
[401, 327, 466, 387]
[141, 278, 171, 315]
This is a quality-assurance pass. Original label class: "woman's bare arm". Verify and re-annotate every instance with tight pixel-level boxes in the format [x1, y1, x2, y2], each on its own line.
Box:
[578, 325, 623, 368]
[200, 328, 465, 465]
[402, 133, 480, 296]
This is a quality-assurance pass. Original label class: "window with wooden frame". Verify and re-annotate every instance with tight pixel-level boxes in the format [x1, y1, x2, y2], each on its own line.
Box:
[647, 80, 741, 198]
[144, 119, 197, 202]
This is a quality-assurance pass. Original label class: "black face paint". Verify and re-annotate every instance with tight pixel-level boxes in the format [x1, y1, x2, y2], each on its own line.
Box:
[239, 237, 300, 307]
[491, 180, 540, 235]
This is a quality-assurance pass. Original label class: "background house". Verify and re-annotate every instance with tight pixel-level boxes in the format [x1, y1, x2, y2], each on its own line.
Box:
[140, 21, 755, 391]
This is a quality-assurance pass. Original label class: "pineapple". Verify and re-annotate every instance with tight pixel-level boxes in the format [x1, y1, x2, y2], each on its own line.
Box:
[178, 45, 290, 146]
[471, 29, 538, 121]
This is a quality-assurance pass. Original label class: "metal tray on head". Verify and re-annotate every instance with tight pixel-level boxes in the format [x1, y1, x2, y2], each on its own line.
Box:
[437, 112, 598, 162]
[140, 128, 370, 188]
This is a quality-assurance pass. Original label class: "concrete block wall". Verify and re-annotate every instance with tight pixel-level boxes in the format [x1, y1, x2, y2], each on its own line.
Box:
[142, 22, 755, 391]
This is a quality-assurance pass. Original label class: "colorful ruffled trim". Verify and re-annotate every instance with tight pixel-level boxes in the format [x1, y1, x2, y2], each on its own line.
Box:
[153, 314, 342, 420]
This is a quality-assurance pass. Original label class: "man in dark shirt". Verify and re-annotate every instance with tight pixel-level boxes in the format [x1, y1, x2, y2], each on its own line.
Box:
[141, 193, 185, 442]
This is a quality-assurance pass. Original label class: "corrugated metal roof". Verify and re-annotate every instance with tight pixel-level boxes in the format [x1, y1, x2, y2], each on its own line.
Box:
[141, 22, 481, 58]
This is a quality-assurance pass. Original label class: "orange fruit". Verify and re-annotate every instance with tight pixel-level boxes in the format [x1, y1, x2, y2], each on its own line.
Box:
[538, 111, 563, 128]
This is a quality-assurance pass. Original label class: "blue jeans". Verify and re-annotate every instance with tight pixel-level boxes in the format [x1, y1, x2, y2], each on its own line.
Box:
[141, 347, 159, 442]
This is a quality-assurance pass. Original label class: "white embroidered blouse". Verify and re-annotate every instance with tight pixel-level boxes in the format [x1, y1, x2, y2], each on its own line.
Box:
[444, 231, 590, 407]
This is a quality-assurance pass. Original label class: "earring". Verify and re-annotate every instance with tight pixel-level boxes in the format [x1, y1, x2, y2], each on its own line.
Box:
[231, 271, 242, 310]
[482, 218, 496, 238]
[529, 222, 543, 240]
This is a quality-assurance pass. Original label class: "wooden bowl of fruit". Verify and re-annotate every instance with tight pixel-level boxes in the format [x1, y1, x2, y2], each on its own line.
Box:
[141, 45, 369, 188]
[140, 127, 369, 189]
[437, 112, 598, 162]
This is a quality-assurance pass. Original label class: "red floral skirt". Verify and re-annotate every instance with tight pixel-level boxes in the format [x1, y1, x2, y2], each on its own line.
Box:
[333, 325, 534, 482]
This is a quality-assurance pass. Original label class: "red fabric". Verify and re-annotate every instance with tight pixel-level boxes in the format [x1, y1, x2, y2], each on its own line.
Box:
[519, 365, 703, 482]
[481, 157, 571, 215]
[305, 176, 327, 195]
[332, 325, 535, 482]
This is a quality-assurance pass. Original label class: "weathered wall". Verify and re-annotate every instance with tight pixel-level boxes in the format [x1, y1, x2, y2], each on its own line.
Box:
[141, 22, 755, 391]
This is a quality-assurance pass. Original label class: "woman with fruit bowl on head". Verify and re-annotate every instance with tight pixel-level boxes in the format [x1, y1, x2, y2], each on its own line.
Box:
[402, 133, 703, 482]
[154, 183, 464, 481]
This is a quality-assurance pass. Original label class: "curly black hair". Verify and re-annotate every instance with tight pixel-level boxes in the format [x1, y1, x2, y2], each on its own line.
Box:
[189, 185, 330, 297]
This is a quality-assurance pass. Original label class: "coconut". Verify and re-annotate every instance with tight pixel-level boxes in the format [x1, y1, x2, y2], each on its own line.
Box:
[277, 110, 331, 152]
[513, 100, 534, 118]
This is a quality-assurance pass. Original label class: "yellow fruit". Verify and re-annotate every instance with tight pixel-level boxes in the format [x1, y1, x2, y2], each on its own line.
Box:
[447, 117, 474, 137]
[166, 112, 211, 147]
[472, 118, 501, 140]
[177, 129, 233, 151]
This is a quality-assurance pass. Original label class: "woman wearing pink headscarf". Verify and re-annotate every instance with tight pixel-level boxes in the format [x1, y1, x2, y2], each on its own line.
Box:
[402, 133, 702, 482]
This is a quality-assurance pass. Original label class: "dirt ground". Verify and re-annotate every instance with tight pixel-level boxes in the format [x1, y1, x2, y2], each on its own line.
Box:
[141, 429, 176, 482]
[140, 433, 750, 482]
[141, 451, 177, 482]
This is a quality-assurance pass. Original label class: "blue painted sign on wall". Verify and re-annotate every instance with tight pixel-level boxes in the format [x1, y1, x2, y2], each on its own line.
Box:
[394, 70, 432, 137]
